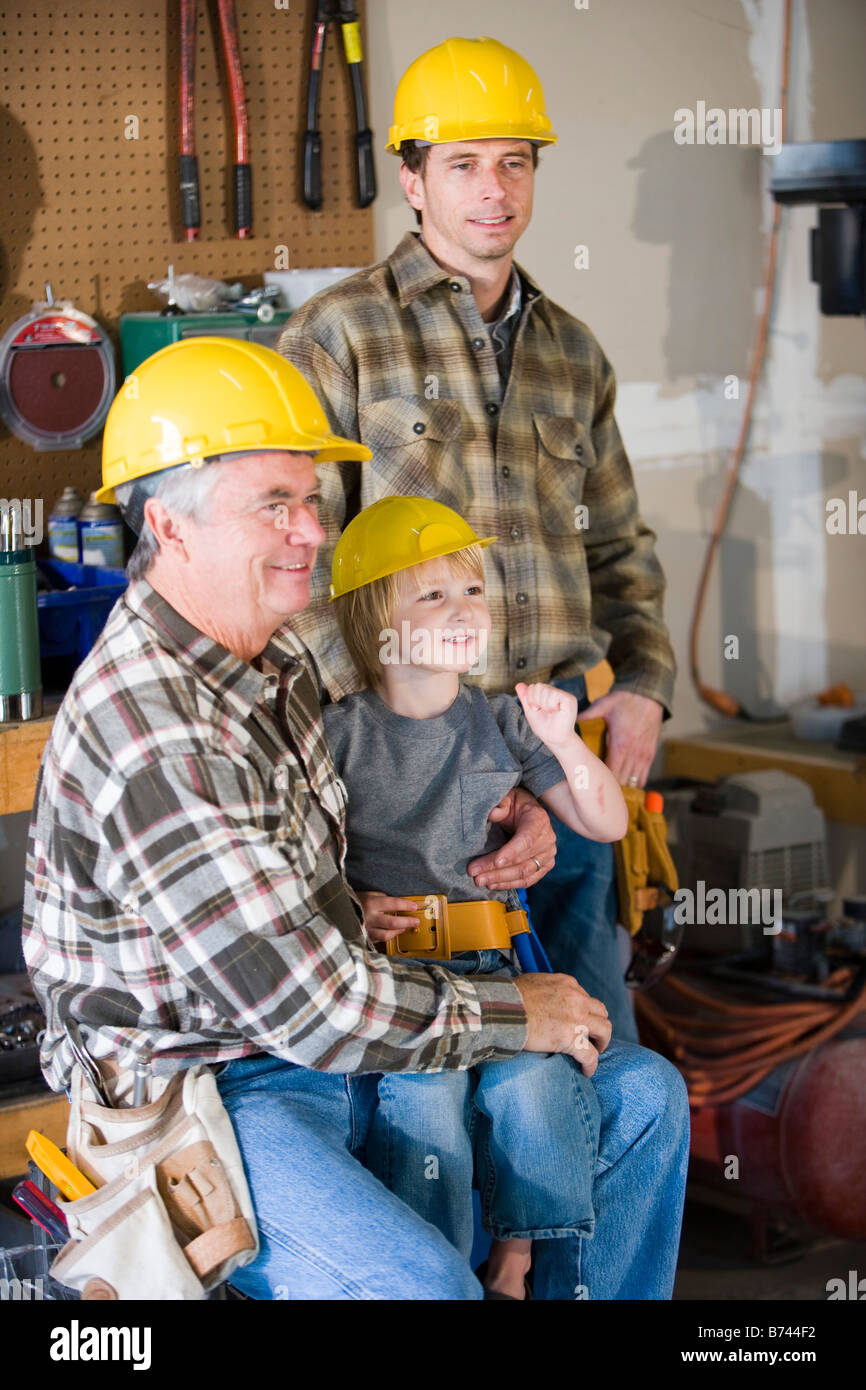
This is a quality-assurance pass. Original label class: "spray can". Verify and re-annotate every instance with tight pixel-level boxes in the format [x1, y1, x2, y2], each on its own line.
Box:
[48, 486, 84, 562]
[0, 504, 42, 722]
[78, 492, 124, 569]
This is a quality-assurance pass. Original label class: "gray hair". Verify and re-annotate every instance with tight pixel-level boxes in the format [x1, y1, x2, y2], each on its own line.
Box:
[115, 461, 225, 583]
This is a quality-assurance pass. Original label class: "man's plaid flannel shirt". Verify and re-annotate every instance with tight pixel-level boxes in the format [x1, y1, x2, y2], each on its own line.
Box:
[277, 231, 676, 710]
[22, 580, 526, 1091]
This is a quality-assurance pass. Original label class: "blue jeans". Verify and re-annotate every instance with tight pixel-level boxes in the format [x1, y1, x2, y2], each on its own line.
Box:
[527, 674, 640, 1043]
[216, 1040, 689, 1300]
[365, 952, 600, 1254]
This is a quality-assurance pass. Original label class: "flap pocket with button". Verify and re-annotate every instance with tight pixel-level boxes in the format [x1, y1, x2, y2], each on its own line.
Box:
[533, 413, 597, 535]
[358, 396, 466, 507]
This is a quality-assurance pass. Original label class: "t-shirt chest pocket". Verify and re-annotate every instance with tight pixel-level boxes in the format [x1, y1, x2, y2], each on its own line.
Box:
[533, 413, 598, 536]
[358, 396, 466, 510]
[459, 770, 521, 844]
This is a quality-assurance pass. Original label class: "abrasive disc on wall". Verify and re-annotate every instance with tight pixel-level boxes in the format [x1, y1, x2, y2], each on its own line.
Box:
[0, 303, 115, 450]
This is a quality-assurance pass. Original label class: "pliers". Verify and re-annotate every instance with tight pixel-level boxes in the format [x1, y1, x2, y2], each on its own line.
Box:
[303, 0, 376, 210]
[179, 0, 252, 239]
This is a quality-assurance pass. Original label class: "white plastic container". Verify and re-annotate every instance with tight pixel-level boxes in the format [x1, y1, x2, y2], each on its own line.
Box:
[263, 267, 359, 311]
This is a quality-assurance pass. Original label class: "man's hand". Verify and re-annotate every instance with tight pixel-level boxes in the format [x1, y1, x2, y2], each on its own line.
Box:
[514, 972, 612, 1078]
[467, 786, 556, 891]
[358, 891, 420, 943]
[580, 690, 663, 787]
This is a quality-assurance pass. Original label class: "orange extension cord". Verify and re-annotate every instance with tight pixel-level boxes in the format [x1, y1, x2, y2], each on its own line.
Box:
[689, 0, 793, 718]
[635, 968, 866, 1108]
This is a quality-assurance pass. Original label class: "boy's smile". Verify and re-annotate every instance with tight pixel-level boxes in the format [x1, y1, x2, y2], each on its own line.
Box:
[387, 558, 492, 675]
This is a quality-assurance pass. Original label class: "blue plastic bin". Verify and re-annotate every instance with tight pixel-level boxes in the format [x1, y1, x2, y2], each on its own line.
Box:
[36, 558, 127, 666]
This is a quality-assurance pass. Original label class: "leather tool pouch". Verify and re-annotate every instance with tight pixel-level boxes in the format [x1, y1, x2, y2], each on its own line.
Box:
[51, 1064, 258, 1300]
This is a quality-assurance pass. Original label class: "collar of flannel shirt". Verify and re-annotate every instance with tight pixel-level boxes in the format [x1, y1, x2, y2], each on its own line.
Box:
[123, 577, 309, 714]
[391, 230, 542, 310]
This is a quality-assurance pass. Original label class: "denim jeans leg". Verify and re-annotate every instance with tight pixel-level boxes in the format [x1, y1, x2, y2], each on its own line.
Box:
[217, 1055, 483, 1300]
[365, 1069, 476, 1259]
[526, 673, 639, 1043]
[473, 1051, 600, 1239]
[531, 1041, 690, 1300]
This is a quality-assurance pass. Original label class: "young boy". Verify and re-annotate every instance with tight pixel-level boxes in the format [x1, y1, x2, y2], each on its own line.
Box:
[322, 496, 628, 1299]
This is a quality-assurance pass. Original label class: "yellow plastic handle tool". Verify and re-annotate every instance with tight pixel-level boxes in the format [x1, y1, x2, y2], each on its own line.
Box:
[25, 1130, 96, 1201]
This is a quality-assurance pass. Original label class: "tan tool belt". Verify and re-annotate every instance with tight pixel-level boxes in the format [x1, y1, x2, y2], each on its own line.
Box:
[51, 1062, 259, 1300]
[577, 712, 678, 937]
[385, 895, 531, 961]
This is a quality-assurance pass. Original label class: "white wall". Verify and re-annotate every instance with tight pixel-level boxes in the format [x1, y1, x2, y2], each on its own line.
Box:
[365, 0, 866, 746]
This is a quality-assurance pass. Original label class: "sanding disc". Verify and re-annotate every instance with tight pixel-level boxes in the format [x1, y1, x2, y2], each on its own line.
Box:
[0, 304, 115, 450]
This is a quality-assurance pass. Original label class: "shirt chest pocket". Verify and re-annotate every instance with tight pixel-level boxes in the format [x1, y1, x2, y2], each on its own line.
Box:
[533, 413, 598, 536]
[459, 770, 521, 845]
[358, 396, 466, 511]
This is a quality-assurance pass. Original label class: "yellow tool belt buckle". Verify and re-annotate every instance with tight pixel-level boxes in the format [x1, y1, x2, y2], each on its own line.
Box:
[385, 894, 451, 960]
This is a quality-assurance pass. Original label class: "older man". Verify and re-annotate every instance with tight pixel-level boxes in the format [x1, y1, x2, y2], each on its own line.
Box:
[23, 338, 687, 1299]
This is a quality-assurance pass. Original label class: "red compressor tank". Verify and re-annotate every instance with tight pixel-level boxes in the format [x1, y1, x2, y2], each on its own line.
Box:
[688, 1035, 866, 1238]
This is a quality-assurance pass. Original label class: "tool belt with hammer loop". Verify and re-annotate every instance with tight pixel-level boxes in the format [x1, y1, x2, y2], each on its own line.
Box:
[51, 1063, 258, 1300]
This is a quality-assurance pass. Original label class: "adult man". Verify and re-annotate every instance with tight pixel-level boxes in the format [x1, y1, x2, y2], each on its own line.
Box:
[23, 338, 687, 1300]
[278, 37, 677, 1042]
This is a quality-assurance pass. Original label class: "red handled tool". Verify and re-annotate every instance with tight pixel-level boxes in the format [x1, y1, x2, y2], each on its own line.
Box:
[179, 0, 252, 240]
[12, 1180, 70, 1241]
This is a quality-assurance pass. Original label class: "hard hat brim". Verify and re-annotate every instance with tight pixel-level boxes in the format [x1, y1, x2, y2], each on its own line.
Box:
[99, 437, 372, 508]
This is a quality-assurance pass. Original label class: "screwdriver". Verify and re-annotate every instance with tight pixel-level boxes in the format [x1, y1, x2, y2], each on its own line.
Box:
[12, 1179, 70, 1241]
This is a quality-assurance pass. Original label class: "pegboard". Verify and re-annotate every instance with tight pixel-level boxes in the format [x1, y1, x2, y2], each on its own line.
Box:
[0, 1, 375, 510]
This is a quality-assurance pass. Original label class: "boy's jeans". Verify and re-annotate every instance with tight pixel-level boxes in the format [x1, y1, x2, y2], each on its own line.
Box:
[527, 673, 640, 1043]
[366, 952, 600, 1256]
[217, 1039, 689, 1300]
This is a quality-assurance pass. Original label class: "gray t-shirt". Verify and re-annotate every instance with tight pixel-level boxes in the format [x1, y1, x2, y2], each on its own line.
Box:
[322, 683, 564, 903]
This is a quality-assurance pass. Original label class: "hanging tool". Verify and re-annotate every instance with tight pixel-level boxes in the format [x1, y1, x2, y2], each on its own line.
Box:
[303, 0, 376, 210]
[179, 0, 252, 240]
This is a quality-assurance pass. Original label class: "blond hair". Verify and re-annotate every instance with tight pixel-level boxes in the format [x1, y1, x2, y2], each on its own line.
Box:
[333, 543, 485, 690]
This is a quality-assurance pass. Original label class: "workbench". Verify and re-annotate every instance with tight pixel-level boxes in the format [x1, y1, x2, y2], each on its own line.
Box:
[0, 703, 66, 1177]
[664, 718, 865, 825]
[0, 699, 61, 818]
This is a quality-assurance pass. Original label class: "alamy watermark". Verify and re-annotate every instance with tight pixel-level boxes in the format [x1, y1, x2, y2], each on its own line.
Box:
[378, 622, 488, 675]
[0, 497, 43, 545]
[674, 102, 782, 156]
[673, 881, 782, 934]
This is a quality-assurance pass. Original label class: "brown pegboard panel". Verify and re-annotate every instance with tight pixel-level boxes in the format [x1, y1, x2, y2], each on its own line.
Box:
[0, 1, 375, 510]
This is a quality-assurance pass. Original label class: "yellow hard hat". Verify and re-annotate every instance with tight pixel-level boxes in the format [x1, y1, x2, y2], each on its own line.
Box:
[330, 495, 496, 599]
[386, 36, 557, 155]
[96, 336, 371, 505]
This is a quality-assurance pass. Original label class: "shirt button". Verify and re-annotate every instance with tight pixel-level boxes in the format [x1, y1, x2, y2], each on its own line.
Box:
[472, 337, 485, 350]
[501, 465, 510, 478]
[510, 526, 522, 540]
[575, 443, 584, 458]
[449, 281, 462, 292]
[413, 421, 426, 434]
[516, 592, 528, 605]
[515, 657, 527, 670]
[486, 402, 499, 416]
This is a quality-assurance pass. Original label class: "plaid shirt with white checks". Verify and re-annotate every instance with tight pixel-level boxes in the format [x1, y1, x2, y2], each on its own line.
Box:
[22, 580, 527, 1091]
[277, 231, 676, 711]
